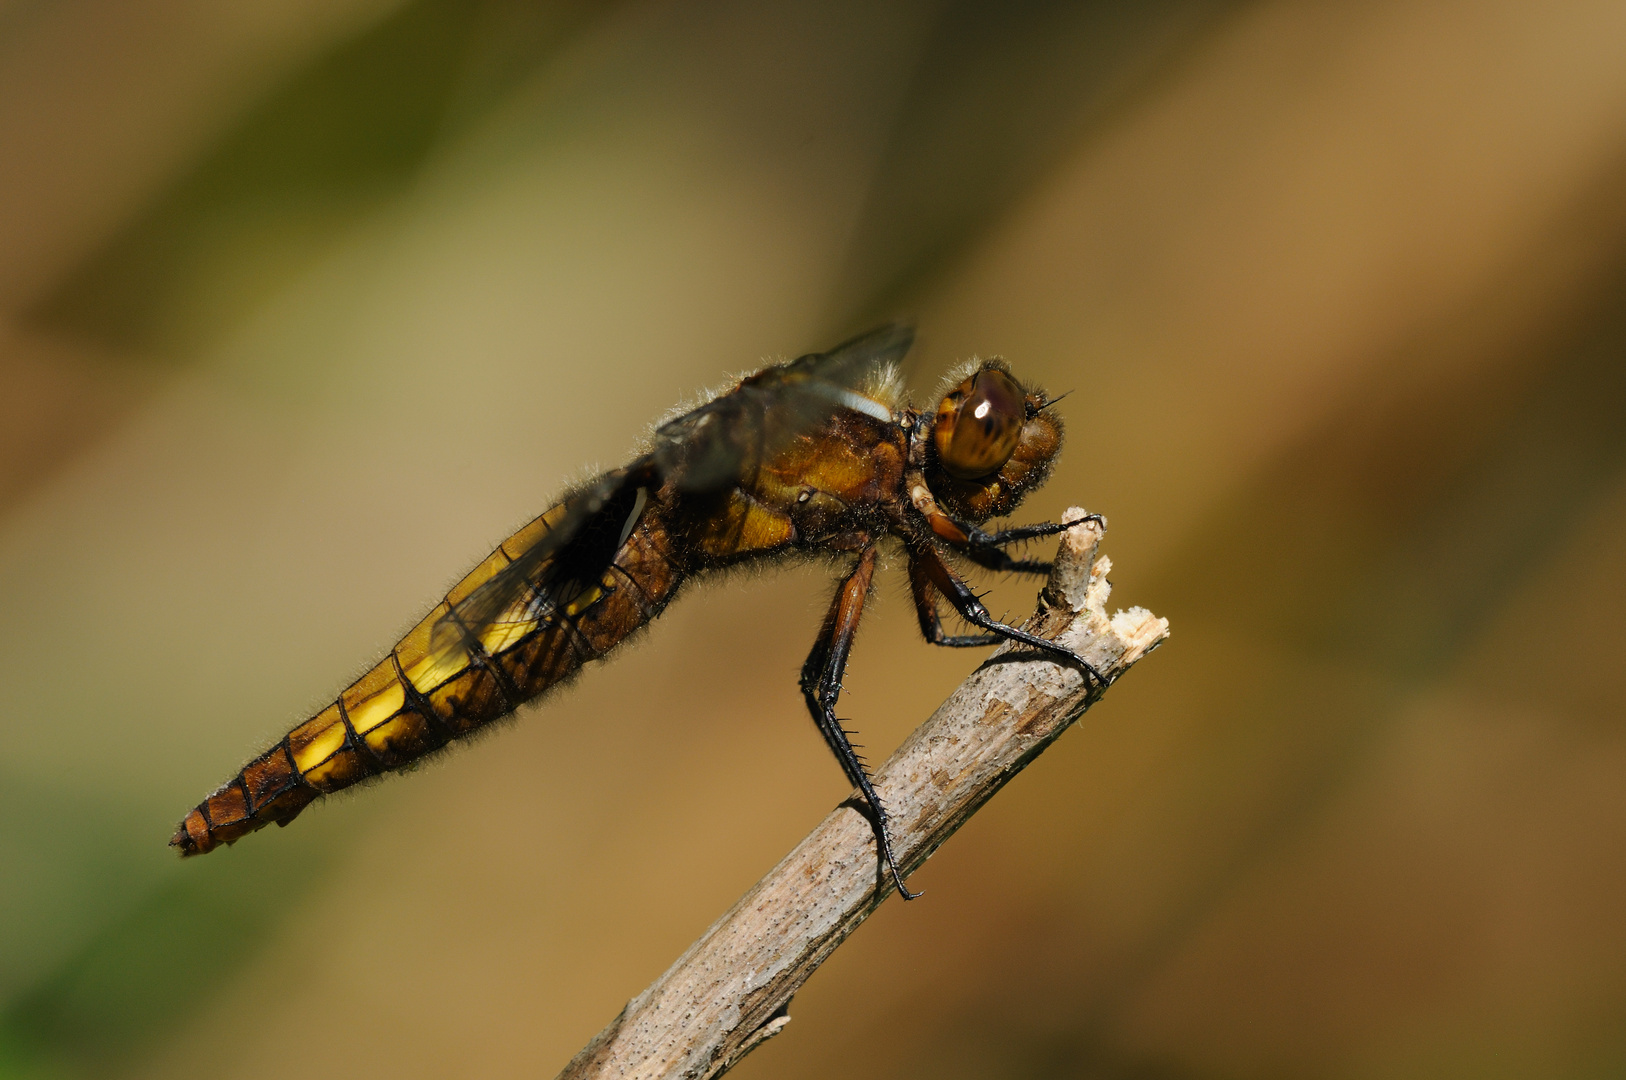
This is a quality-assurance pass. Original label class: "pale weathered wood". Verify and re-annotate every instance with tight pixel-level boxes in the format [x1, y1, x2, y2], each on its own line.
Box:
[557, 509, 1169, 1079]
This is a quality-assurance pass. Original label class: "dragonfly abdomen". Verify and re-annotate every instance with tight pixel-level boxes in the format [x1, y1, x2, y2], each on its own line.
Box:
[171, 501, 683, 856]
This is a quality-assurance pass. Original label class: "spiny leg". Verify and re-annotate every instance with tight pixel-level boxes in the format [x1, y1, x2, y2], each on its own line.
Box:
[944, 514, 1105, 575]
[909, 554, 1001, 647]
[975, 515, 1104, 545]
[799, 545, 919, 901]
[912, 540, 1107, 689]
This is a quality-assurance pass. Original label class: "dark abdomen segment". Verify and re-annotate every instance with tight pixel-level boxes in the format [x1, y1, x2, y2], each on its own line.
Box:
[171, 501, 682, 855]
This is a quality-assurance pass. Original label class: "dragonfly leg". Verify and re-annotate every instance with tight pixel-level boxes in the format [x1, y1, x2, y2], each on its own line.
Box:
[912, 541, 1107, 689]
[945, 514, 1104, 575]
[799, 544, 920, 901]
[909, 554, 1001, 647]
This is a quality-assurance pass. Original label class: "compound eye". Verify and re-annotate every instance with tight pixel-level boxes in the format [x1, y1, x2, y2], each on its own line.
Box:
[933, 368, 1026, 479]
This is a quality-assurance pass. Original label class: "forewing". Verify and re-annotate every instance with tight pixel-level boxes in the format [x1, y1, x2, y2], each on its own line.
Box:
[429, 322, 913, 662]
[770, 319, 915, 399]
[653, 320, 913, 492]
[429, 468, 648, 665]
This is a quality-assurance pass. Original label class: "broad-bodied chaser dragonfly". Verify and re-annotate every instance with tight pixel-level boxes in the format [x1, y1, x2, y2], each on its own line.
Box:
[173, 323, 1099, 899]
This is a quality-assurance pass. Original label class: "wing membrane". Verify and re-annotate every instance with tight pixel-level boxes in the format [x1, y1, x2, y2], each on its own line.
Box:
[431, 322, 913, 665]
[652, 320, 913, 491]
[429, 468, 647, 664]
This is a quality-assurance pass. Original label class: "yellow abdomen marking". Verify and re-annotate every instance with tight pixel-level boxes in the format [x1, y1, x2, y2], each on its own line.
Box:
[478, 614, 541, 654]
[403, 648, 472, 695]
[347, 679, 405, 736]
[292, 720, 346, 775]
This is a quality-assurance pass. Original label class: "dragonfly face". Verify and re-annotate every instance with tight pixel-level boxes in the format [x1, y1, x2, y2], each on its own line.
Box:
[173, 323, 1100, 901]
[922, 360, 1063, 524]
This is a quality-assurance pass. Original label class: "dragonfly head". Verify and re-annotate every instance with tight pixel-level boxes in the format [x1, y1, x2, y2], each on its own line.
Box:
[924, 360, 1063, 523]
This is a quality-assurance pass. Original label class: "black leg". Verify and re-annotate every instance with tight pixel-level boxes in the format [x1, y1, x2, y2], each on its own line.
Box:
[947, 514, 1104, 575]
[912, 541, 1107, 689]
[799, 546, 920, 901]
[909, 555, 1001, 647]
[976, 516, 1104, 545]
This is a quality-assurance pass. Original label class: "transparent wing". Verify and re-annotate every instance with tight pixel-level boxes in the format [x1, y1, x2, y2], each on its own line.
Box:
[428, 468, 648, 664]
[652, 320, 913, 492]
[430, 322, 914, 662]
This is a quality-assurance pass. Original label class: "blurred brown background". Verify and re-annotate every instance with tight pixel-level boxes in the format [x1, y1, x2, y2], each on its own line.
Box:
[2, 1, 1625, 1077]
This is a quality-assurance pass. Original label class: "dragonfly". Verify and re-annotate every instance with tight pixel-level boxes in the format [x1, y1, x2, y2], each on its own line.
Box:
[172, 323, 1101, 899]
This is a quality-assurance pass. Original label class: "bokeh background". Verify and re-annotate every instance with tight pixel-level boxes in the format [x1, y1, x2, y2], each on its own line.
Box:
[2, 1, 1625, 1077]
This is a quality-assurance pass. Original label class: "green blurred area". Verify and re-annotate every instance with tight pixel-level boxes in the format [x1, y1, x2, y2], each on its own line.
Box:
[0, 810, 348, 1078]
[1, 1, 1624, 1078]
[30, 0, 609, 359]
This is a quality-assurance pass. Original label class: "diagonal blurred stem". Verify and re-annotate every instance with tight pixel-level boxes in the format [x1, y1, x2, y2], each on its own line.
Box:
[556, 509, 1170, 1080]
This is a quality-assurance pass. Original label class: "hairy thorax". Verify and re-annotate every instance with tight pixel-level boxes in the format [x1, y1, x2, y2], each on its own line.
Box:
[669, 410, 909, 567]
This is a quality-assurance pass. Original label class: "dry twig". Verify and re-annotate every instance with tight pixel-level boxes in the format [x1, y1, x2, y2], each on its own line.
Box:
[557, 509, 1169, 1079]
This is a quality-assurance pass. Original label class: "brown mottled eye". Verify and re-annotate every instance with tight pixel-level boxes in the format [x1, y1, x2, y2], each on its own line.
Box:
[933, 368, 1026, 479]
